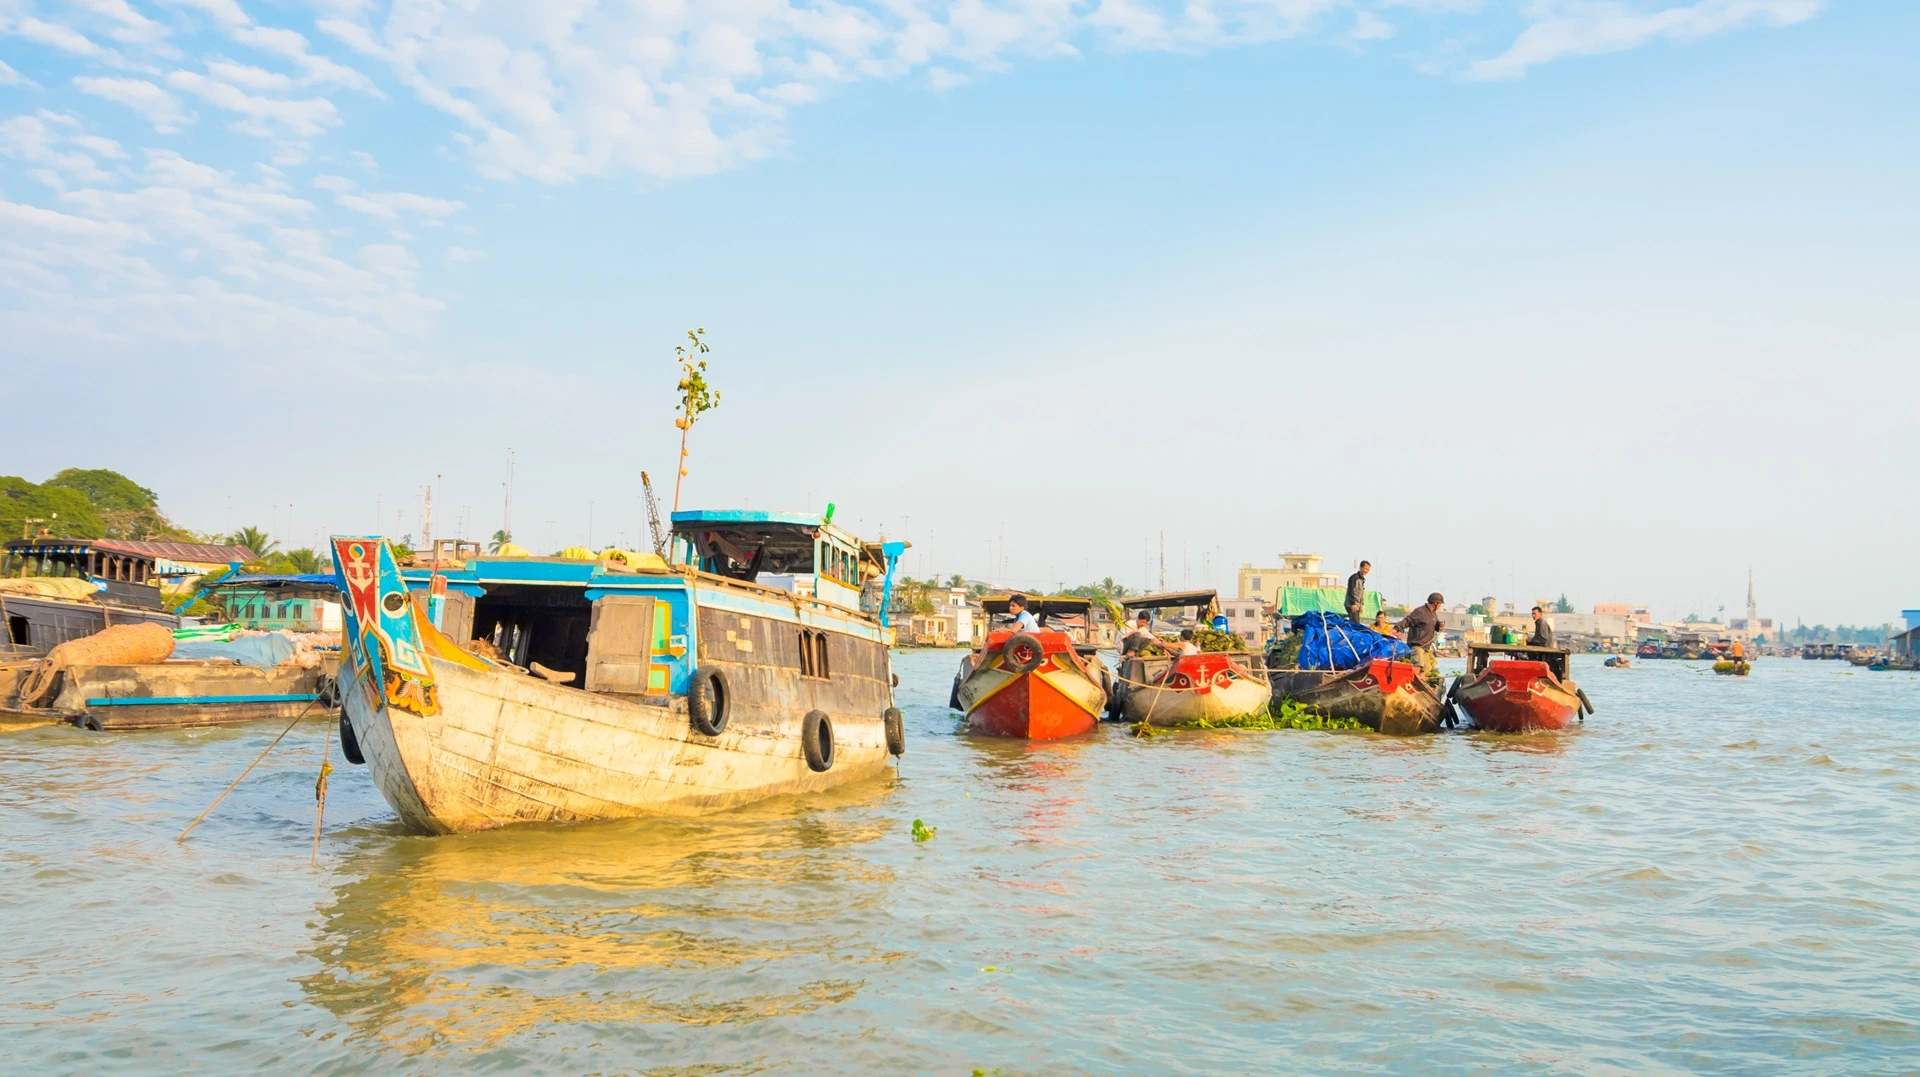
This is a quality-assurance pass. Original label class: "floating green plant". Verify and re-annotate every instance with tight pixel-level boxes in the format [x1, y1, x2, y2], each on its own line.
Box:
[911, 818, 937, 842]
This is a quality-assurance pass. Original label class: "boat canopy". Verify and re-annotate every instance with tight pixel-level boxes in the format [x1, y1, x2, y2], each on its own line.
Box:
[205, 573, 341, 593]
[667, 509, 905, 587]
[1120, 589, 1219, 611]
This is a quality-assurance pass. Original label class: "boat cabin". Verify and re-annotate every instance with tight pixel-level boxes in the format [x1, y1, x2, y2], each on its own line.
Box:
[979, 595, 1100, 649]
[668, 511, 883, 612]
[1467, 642, 1570, 682]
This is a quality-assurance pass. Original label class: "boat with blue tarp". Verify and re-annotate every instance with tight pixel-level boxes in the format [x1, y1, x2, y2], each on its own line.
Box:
[332, 508, 907, 834]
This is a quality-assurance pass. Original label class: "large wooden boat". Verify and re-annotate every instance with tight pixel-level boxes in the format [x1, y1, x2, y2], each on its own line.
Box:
[953, 596, 1108, 740]
[334, 510, 905, 834]
[1268, 660, 1444, 736]
[1, 540, 184, 659]
[1449, 643, 1591, 733]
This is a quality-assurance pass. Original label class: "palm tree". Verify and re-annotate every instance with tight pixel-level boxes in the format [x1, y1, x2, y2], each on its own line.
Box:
[489, 529, 513, 553]
[282, 548, 327, 574]
[227, 526, 277, 561]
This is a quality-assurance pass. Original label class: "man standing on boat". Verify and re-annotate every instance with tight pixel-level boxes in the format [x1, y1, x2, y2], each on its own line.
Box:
[1528, 606, 1556, 648]
[1346, 562, 1371, 625]
[1396, 592, 1445, 674]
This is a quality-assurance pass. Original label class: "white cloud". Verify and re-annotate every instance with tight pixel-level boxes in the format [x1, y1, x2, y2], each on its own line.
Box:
[0, 60, 38, 88]
[1355, 11, 1397, 39]
[166, 70, 342, 136]
[73, 76, 194, 132]
[1467, 0, 1823, 80]
[350, 149, 377, 171]
[15, 17, 106, 57]
[161, 0, 251, 29]
[444, 245, 486, 263]
[334, 189, 465, 220]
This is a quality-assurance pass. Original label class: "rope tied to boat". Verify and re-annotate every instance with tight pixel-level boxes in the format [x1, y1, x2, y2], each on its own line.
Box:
[174, 695, 322, 845]
[311, 717, 333, 866]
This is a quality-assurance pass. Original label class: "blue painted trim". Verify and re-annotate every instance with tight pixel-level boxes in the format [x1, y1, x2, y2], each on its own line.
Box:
[670, 509, 821, 527]
[84, 693, 320, 707]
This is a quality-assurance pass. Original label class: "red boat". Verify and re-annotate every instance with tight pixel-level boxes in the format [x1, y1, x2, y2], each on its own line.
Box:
[952, 597, 1109, 740]
[1449, 643, 1592, 733]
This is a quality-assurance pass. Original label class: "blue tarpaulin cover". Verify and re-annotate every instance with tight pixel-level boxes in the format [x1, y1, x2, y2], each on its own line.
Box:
[1294, 611, 1410, 670]
[170, 633, 300, 669]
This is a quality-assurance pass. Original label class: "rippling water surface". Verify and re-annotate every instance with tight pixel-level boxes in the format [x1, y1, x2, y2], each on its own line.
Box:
[3, 653, 1918, 1074]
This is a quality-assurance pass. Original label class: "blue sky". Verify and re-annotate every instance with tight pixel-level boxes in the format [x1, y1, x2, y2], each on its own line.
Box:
[2, 0, 1914, 626]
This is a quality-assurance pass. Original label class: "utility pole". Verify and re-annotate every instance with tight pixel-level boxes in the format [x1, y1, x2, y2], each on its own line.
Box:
[503, 447, 515, 539]
[1159, 531, 1166, 593]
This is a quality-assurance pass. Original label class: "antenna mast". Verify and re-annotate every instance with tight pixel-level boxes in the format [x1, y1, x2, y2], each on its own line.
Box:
[641, 471, 667, 557]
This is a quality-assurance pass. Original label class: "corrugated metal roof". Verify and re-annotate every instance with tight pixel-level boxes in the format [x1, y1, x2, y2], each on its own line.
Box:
[91, 539, 256, 563]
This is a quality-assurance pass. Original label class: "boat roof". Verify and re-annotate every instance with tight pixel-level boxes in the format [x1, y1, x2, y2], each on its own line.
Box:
[980, 594, 1092, 616]
[1120, 589, 1218, 611]
[208, 573, 340, 593]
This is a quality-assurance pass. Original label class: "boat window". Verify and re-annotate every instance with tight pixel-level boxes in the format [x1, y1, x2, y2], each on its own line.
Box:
[469, 583, 593, 683]
[7, 615, 27, 646]
[798, 629, 831, 680]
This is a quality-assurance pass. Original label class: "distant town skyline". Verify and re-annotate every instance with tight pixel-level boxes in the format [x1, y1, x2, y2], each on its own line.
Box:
[3, 2, 1912, 626]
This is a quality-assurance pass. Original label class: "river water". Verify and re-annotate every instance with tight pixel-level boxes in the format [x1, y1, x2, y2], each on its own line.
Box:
[3, 653, 1917, 1074]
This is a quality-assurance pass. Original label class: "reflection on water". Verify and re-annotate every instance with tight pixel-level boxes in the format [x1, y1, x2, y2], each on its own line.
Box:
[303, 784, 899, 1055]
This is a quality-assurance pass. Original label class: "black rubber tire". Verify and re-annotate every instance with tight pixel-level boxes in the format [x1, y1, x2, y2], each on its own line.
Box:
[315, 673, 340, 710]
[688, 667, 729, 737]
[78, 714, 102, 731]
[802, 709, 834, 772]
[1576, 687, 1594, 716]
[1002, 633, 1045, 674]
[883, 707, 905, 756]
[339, 712, 366, 765]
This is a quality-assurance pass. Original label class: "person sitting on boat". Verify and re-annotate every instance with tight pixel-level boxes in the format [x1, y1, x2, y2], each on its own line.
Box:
[1528, 606, 1556, 648]
[1120, 613, 1157, 656]
[1396, 593, 1444, 673]
[1171, 628, 1200, 657]
[1346, 561, 1371, 624]
[1006, 594, 1040, 633]
[1372, 611, 1400, 638]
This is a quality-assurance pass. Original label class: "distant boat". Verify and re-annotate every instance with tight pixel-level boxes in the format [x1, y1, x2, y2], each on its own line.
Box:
[333, 510, 905, 834]
[953, 596, 1108, 739]
[1449, 643, 1591, 733]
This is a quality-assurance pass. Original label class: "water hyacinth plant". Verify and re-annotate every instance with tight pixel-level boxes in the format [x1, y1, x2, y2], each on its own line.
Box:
[670, 327, 719, 511]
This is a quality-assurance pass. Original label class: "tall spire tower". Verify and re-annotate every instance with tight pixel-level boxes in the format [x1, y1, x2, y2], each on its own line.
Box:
[1746, 568, 1757, 630]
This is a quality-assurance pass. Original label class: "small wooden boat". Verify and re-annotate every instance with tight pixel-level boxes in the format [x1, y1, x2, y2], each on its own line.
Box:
[954, 597, 1108, 739]
[1125, 650, 1271, 727]
[335, 512, 905, 834]
[1712, 660, 1751, 676]
[1268, 660, 1444, 736]
[1450, 643, 1591, 733]
[1603, 656, 1631, 668]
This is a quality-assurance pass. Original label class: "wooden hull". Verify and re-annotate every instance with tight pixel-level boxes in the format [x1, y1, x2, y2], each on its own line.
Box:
[344, 650, 894, 834]
[51, 661, 334, 730]
[1125, 675, 1270, 727]
[1270, 662, 1443, 735]
[957, 657, 1104, 740]
[1453, 670, 1582, 733]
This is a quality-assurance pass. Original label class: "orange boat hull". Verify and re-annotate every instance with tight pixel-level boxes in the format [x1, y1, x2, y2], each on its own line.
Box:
[966, 670, 1100, 740]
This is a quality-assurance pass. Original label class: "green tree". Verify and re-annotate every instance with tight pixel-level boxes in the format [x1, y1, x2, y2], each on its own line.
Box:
[1467, 603, 1489, 616]
[0, 476, 103, 540]
[44, 468, 156, 513]
[1554, 593, 1574, 614]
[670, 327, 720, 511]
[280, 548, 328, 574]
[947, 574, 966, 588]
[489, 529, 513, 553]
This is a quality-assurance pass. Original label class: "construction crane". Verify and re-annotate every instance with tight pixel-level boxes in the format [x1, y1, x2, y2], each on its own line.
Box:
[641, 471, 667, 558]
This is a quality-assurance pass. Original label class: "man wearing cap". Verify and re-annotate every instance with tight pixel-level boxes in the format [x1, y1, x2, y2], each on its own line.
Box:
[1396, 592, 1446, 674]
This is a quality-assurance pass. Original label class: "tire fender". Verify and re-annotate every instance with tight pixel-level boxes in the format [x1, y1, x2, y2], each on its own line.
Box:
[688, 667, 730, 737]
[802, 709, 834, 772]
[883, 707, 905, 757]
[1575, 686, 1594, 716]
[339, 711, 366, 765]
[1002, 633, 1045, 674]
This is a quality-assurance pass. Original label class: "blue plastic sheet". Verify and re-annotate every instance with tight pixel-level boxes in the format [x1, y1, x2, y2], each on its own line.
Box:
[1293, 611, 1410, 670]
[170, 633, 299, 669]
